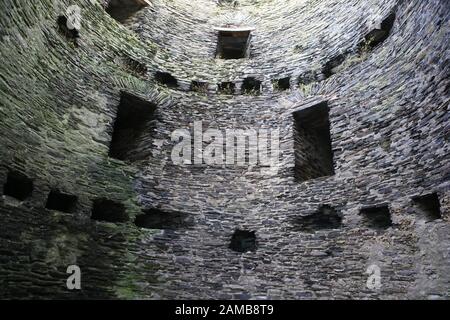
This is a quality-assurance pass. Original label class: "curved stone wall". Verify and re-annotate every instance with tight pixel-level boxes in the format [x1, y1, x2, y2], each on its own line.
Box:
[0, 0, 449, 299]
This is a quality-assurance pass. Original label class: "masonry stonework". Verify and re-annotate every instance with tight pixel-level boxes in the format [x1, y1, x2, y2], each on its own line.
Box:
[0, 0, 449, 299]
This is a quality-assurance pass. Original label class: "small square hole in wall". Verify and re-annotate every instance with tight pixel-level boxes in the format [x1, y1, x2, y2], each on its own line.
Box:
[216, 30, 251, 59]
[154, 72, 178, 88]
[91, 199, 128, 223]
[273, 77, 290, 91]
[242, 78, 262, 95]
[190, 81, 208, 93]
[360, 205, 392, 230]
[412, 193, 442, 221]
[3, 170, 33, 201]
[218, 82, 236, 95]
[298, 71, 318, 86]
[134, 208, 194, 230]
[106, 0, 149, 24]
[57, 15, 79, 40]
[109, 92, 157, 161]
[229, 230, 256, 253]
[358, 12, 396, 52]
[122, 56, 147, 78]
[322, 53, 347, 79]
[293, 205, 342, 233]
[45, 190, 78, 213]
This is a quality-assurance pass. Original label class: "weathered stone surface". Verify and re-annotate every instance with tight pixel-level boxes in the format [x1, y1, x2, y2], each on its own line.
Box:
[0, 0, 449, 299]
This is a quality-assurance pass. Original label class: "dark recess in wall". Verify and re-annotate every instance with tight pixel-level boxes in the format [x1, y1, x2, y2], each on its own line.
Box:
[216, 30, 251, 59]
[190, 81, 209, 93]
[358, 12, 396, 52]
[45, 190, 78, 213]
[323, 12, 396, 79]
[3, 170, 33, 201]
[91, 198, 128, 223]
[322, 53, 348, 79]
[134, 209, 194, 230]
[412, 193, 442, 221]
[218, 82, 236, 94]
[360, 205, 392, 230]
[122, 56, 148, 78]
[229, 230, 257, 253]
[298, 71, 319, 85]
[154, 72, 178, 88]
[293, 205, 342, 232]
[57, 15, 79, 41]
[242, 77, 262, 95]
[294, 102, 334, 182]
[274, 77, 291, 91]
[106, 0, 148, 24]
[109, 92, 157, 161]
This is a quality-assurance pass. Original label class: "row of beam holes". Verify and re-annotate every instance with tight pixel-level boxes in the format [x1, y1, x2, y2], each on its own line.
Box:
[223, 193, 444, 253]
[156, 74, 290, 95]
[1, 170, 127, 221]
[1, 170, 443, 255]
[0, 170, 193, 225]
[3, 169, 443, 226]
[56, 3, 395, 93]
[135, 12, 394, 92]
[0, 169, 250, 254]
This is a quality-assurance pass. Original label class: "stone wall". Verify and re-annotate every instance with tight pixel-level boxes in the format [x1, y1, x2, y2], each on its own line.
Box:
[0, 0, 449, 299]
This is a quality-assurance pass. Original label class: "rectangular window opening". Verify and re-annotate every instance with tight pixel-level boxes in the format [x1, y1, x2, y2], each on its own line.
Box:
[216, 30, 251, 59]
[293, 102, 334, 182]
[109, 92, 157, 162]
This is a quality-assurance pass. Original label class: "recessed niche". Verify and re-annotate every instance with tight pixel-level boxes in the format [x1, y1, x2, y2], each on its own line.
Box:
[358, 12, 396, 52]
[154, 72, 178, 88]
[109, 92, 157, 161]
[57, 15, 79, 40]
[134, 208, 193, 230]
[91, 198, 128, 223]
[274, 77, 290, 91]
[190, 81, 208, 93]
[216, 30, 251, 59]
[298, 71, 318, 85]
[218, 82, 236, 95]
[229, 230, 256, 253]
[242, 77, 262, 95]
[293, 102, 334, 182]
[293, 205, 342, 233]
[3, 170, 33, 201]
[45, 190, 78, 213]
[122, 56, 147, 77]
[412, 193, 442, 221]
[106, 0, 149, 24]
[360, 205, 392, 230]
[322, 53, 347, 79]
